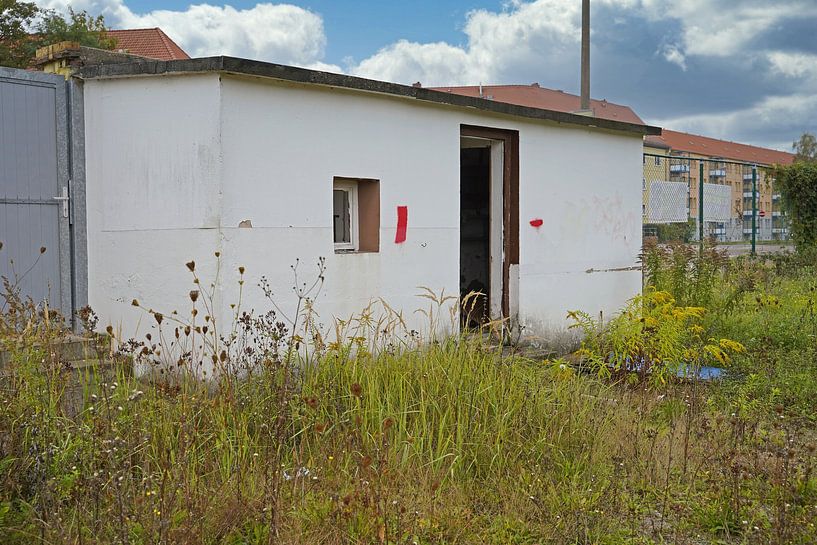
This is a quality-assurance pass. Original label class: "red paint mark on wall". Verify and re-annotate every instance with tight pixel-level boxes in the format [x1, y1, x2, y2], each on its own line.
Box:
[395, 206, 408, 243]
[529, 218, 543, 228]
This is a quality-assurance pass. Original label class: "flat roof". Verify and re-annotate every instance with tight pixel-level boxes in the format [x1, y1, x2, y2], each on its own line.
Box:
[78, 56, 660, 137]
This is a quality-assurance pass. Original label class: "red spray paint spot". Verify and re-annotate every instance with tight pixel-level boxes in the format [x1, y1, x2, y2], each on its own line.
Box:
[529, 218, 544, 228]
[395, 206, 408, 243]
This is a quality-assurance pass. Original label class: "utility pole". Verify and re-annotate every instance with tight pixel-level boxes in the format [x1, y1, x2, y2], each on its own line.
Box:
[580, 0, 591, 112]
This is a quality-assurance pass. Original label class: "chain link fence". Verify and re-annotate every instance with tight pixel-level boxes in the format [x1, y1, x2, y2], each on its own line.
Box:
[642, 154, 789, 246]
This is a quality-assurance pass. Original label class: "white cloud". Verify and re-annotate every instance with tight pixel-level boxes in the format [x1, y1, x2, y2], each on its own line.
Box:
[349, 0, 813, 85]
[351, 0, 583, 86]
[660, 44, 686, 71]
[35, 0, 340, 70]
[639, 0, 817, 58]
[651, 93, 817, 151]
[767, 51, 817, 80]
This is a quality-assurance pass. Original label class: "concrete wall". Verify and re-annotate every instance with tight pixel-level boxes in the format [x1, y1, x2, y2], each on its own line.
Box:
[83, 73, 223, 336]
[83, 72, 643, 345]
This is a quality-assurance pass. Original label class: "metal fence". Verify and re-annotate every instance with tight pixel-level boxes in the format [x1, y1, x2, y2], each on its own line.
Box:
[642, 153, 788, 249]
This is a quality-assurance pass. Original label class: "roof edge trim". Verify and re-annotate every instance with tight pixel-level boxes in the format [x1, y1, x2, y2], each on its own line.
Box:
[77, 56, 661, 136]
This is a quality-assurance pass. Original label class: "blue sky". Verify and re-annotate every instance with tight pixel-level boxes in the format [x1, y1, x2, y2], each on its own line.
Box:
[36, 0, 817, 151]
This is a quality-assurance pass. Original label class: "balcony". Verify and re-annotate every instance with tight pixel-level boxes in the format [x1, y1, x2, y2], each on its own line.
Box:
[742, 210, 756, 217]
[743, 192, 755, 198]
[743, 173, 755, 181]
[709, 169, 726, 177]
[772, 228, 788, 234]
[670, 164, 690, 173]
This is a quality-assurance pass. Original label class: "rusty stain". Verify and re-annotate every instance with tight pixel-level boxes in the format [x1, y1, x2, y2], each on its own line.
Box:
[585, 265, 642, 274]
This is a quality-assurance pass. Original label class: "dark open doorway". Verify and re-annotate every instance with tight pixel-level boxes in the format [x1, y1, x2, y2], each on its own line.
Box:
[460, 143, 491, 326]
[459, 125, 519, 328]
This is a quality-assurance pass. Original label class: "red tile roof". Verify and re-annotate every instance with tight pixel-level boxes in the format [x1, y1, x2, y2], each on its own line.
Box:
[430, 83, 645, 125]
[646, 130, 794, 166]
[106, 28, 189, 61]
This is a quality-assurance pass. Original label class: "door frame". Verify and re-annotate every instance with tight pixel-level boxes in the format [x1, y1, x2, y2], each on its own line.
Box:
[460, 124, 519, 319]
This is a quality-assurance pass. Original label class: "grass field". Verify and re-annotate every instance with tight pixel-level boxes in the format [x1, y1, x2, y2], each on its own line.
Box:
[1, 244, 816, 544]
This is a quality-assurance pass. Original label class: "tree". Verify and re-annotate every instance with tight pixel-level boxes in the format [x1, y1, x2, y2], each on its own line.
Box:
[0, 0, 39, 68]
[774, 161, 817, 249]
[793, 132, 817, 163]
[35, 8, 116, 51]
[0, 3, 115, 69]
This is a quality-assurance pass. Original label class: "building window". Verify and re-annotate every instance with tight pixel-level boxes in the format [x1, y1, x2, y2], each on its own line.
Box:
[333, 177, 380, 253]
[654, 156, 661, 165]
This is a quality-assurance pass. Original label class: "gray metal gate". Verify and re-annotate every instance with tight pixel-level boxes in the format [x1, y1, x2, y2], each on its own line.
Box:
[0, 68, 72, 318]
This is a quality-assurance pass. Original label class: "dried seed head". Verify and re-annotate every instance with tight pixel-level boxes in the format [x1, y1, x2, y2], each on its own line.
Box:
[186, 261, 195, 272]
[106, 325, 114, 337]
[219, 350, 227, 362]
[131, 299, 139, 307]
[350, 383, 363, 398]
[189, 290, 199, 302]
[184, 326, 191, 336]
[153, 313, 163, 325]
[214, 251, 220, 258]
[39, 246, 47, 254]
[238, 266, 245, 275]
[145, 333, 152, 341]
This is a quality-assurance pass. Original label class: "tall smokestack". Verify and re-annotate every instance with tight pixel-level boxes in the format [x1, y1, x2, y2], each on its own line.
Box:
[580, 0, 591, 113]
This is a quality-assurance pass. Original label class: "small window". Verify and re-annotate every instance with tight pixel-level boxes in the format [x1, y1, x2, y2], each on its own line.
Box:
[333, 181, 357, 251]
[333, 177, 380, 253]
[654, 156, 661, 165]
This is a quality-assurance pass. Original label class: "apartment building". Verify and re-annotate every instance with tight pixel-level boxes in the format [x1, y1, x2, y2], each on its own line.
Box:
[644, 130, 795, 241]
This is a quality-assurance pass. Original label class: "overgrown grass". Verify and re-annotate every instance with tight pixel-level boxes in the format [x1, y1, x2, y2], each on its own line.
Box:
[1, 246, 817, 544]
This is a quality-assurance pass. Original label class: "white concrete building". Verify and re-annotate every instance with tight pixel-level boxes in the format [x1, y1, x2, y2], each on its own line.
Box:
[78, 57, 658, 345]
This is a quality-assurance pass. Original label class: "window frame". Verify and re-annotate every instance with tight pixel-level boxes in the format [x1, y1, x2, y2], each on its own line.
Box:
[333, 180, 359, 252]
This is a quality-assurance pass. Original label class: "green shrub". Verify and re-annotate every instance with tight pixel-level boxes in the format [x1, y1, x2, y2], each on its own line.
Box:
[641, 240, 729, 307]
[773, 161, 817, 249]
